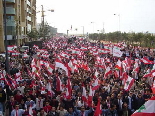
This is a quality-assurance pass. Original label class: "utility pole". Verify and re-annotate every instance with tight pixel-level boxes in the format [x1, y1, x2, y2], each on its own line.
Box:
[3, 0, 10, 74]
[41, 5, 45, 40]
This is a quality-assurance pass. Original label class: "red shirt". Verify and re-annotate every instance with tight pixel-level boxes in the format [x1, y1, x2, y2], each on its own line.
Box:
[14, 94, 23, 103]
[43, 105, 52, 113]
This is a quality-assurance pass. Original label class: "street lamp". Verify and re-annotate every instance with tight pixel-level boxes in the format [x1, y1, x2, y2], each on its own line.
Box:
[114, 14, 120, 32]
[3, 0, 10, 74]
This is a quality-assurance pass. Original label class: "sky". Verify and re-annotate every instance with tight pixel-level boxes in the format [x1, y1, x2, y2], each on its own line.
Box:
[36, 0, 155, 34]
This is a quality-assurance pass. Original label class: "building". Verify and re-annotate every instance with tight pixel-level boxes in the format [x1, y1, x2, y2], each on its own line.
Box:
[0, 0, 37, 52]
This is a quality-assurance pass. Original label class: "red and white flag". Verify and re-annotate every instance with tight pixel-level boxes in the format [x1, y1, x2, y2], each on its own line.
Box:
[46, 63, 54, 75]
[15, 72, 22, 82]
[124, 76, 134, 91]
[7, 45, 17, 53]
[55, 58, 70, 77]
[23, 52, 29, 58]
[82, 85, 87, 103]
[133, 62, 139, 73]
[65, 79, 72, 99]
[132, 96, 155, 116]
[56, 76, 63, 91]
[92, 78, 100, 91]
[88, 86, 93, 107]
[115, 60, 122, 70]
[141, 57, 154, 64]
[104, 67, 112, 79]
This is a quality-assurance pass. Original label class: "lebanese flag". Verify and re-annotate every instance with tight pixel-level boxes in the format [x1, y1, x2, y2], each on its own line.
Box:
[66, 78, 72, 99]
[88, 86, 93, 107]
[94, 70, 99, 78]
[114, 70, 119, 78]
[104, 67, 112, 79]
[82, 86, 87, 103]
[115, 60, 122, 70]
[143, 69, 152, 78]
[94, 99, 102, 116]
[7, 45, 17, 53]
[92, 78, 100, 91]
[133, 62, 139, 73]
[132, 96, 155, 116]
[124, 76, 135, 91]
[15, 72, 22, 82]
[141, 57, 154, 64]
[46, 64, 54, 75]
[60, 52, 70, 59]
[56, 76, 63, 91]
[55, 58, 70, 77]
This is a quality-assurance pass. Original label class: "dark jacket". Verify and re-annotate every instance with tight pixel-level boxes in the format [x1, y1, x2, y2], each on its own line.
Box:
[47, 111, 59, 116]
[0, 89, 6, 102]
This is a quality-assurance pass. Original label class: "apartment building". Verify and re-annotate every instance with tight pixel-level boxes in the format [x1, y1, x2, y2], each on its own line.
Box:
[0, 0, 37, 52]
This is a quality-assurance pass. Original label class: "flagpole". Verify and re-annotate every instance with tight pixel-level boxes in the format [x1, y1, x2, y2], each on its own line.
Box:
[3, 0, 10, 74]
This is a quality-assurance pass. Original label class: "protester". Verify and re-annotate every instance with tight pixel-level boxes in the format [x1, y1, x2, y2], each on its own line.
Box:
[0, 36, 155, 116]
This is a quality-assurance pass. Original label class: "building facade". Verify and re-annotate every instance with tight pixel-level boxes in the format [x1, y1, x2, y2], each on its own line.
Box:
[0, 0, 37, 52]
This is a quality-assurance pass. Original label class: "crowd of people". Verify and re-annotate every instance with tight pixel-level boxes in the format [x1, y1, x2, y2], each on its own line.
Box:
[0, 36, 155, 116]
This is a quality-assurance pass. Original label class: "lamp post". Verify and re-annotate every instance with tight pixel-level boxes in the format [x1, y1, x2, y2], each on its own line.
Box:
[3, 0, 10, 74]
[114, 14, 120, 32]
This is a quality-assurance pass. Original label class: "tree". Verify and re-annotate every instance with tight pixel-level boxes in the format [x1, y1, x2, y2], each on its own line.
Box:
[27, 29, 39, 40]
[38, 22, 50, 38]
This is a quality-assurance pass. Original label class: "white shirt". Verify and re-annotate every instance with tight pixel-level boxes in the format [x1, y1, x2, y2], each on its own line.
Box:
[36, 98, 44, 110]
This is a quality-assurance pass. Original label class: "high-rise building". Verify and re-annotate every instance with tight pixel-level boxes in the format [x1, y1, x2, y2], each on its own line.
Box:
[0, 0, 37, 52]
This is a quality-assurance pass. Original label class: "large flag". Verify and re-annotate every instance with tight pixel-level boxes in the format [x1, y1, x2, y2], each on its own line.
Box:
[132, 96, 155, 116]
[124, 76, 134, 91]
[55, 58, 70, 77]
[141, 57, 154, 64]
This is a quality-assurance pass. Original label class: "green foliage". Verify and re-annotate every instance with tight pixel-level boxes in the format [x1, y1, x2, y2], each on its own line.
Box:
[27, 29, 39, 39]
[38, 22, 50, 38]
[89, 32, 155, 48]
